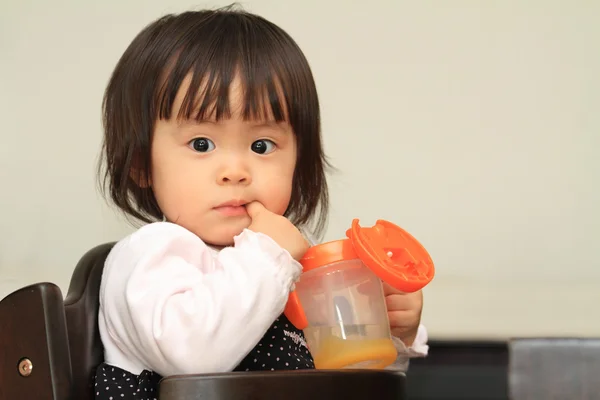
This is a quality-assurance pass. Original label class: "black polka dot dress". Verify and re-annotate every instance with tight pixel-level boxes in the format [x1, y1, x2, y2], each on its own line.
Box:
[94, 314, 314, 399]
[235, 314, 314, 371]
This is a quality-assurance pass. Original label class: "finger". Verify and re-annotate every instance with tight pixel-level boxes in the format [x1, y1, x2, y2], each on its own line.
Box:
[385, 291, 423, 312]
[385, 294, 414, 312]
[391, 326, 418, 346]
[245, 201, 266, 218]
[382, 282, 405, 296]
[387, 309, 420, 330]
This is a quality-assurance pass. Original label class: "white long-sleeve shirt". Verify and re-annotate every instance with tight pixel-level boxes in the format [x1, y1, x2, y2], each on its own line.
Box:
[98, 222, 427, 377]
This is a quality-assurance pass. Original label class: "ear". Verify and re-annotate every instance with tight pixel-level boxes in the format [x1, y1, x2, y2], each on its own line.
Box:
[129, 153, 152, 188]
[129, 167, 151, 188]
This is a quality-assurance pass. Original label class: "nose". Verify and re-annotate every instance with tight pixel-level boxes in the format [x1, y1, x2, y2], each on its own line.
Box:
[217, 162, 251, 186]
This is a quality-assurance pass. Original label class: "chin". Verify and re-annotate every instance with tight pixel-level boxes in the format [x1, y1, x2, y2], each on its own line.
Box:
[208, 237, 236, 247]
[205, 226, 247, 247]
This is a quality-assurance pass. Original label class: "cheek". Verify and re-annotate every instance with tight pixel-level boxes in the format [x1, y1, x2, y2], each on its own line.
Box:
[262, 181, 293, 215]
[257, 166, 295, 216]
[150, 154, 197, 214]
[150, 165, 176, 215]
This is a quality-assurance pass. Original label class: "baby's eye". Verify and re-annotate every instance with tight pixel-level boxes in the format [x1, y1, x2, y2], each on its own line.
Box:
[189, 137, 215, 153]
[251, 139, 276, 154]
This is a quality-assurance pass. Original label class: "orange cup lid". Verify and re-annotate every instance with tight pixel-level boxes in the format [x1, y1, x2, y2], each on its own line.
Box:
[345, 219, 435, 293]
[299, 238, 356, 272]
[284, 219, 435, 330]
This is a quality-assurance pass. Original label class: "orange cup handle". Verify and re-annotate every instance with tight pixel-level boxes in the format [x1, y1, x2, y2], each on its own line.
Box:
[284, 291, 308, 330]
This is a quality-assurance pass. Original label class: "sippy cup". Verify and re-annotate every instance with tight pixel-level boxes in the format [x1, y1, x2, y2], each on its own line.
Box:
[284, 219, 435, 370]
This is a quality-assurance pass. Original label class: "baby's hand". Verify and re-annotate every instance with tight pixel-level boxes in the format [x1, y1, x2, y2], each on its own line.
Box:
[383, 283, 423, 346]
[246, 201, 309, 261]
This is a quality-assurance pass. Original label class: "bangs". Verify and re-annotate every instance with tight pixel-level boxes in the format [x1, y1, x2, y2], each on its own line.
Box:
[154, 12, 306, 124]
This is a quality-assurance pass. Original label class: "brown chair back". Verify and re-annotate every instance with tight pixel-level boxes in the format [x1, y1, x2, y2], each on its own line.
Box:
[63, 242, 115, 400]
[0, 282, 72, 400]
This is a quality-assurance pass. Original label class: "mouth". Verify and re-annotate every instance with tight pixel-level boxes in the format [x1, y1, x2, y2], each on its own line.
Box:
[213, 200, 249, 216]
[215, 199, 248, 208]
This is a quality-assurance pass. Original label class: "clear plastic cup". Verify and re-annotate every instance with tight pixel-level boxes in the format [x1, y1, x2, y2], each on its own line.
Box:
[284, 219, 435, 370]
[295, 249, 397, 369]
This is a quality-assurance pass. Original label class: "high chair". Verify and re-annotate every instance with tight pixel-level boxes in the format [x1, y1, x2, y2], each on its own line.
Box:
[0, 243, 407, 400]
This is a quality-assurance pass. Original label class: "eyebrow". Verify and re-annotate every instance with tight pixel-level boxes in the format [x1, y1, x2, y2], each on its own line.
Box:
[248, 121, 289, 130]
[179, 120, 288, 130]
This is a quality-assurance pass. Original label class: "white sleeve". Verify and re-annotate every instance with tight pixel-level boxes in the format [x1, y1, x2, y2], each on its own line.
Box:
[98, 222, 301, 377]
[385, 324, 429, 372]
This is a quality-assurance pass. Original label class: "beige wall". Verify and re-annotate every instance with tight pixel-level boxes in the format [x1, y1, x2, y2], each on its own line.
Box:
[1, 0, 598, 339]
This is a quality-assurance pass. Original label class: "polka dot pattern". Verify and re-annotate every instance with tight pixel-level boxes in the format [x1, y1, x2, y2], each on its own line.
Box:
[94, 313, 314, 399]
[94, 365, 160, 400]
[235, 314, 314, 372]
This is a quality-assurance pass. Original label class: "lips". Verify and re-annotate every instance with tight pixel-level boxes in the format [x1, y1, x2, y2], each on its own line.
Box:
[215, 200, 248, 208]
[213, 200, 249, 216]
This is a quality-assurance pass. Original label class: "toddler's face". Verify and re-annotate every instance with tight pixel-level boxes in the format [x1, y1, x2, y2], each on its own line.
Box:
[149, 76, 296, 246]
